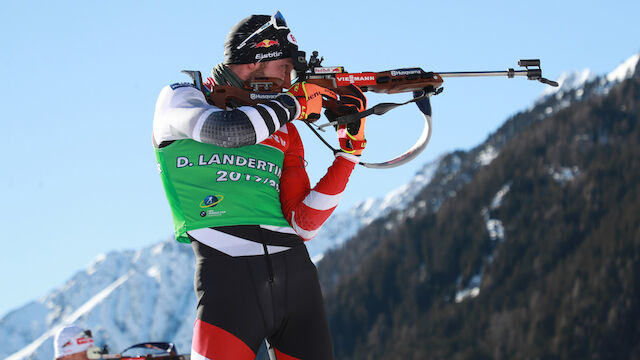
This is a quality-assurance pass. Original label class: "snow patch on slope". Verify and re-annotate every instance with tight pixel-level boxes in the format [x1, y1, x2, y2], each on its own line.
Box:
[455, 273, 482, 303]
[548, 165, 579, 184]
[540, 69, 596, 100]
[456, 183, 511, 304]
[606, 54, 640, 83]
[476, 144, 498, 166]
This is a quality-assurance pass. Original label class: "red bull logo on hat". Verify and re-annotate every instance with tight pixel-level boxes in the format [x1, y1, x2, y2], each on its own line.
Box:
[254, 39, 280, 48]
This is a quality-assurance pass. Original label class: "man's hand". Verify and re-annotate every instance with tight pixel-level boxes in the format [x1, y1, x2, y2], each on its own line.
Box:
[287, 82, 337, 121]
[326, 85, 368, 156]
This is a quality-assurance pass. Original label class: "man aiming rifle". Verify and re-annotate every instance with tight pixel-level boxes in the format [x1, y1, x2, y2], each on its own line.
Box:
[153, 10, 365, 360]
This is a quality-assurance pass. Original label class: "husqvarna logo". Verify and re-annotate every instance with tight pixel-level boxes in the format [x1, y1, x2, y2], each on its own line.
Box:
[390, 69, 422, 76]
[250, 93, 279, 100]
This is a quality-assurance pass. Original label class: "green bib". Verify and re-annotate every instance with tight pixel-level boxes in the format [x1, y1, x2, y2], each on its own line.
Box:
[155, 139, 290, 243]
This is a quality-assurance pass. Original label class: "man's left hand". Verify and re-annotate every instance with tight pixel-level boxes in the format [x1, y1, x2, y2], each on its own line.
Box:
[326, 85, 368, 156]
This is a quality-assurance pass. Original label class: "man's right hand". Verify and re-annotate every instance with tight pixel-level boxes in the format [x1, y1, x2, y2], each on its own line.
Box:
[287, 82, 337, 121]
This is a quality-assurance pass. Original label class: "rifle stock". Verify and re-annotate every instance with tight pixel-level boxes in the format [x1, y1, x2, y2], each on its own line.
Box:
[207, 67, 444, 109]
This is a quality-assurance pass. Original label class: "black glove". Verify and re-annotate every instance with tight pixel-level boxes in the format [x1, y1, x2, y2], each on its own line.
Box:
[325, 85, 367, 155]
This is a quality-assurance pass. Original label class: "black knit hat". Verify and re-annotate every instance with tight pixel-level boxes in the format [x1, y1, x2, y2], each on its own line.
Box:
[223, 13, 298, 65]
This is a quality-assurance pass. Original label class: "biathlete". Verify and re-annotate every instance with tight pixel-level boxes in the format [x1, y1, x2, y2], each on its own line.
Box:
[153, 11, 366, 360]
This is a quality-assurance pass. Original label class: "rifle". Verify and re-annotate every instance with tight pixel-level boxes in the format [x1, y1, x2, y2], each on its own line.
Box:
[99, 342, 190, 360]
[183, 51, 558, 169]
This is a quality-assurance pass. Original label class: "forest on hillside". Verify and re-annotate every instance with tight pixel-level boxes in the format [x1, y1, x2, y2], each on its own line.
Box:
[319, 70, 640, 359]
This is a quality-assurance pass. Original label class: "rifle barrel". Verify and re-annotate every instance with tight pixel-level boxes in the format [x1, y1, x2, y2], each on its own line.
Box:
[438, 70, 529, 78]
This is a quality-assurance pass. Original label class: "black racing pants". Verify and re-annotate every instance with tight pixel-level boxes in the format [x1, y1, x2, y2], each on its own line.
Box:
[190, 227, 335, 360]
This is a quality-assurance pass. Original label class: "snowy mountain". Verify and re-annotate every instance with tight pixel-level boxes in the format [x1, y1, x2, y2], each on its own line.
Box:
[3, 53, 638, 360]
[2, 241, 196, 360]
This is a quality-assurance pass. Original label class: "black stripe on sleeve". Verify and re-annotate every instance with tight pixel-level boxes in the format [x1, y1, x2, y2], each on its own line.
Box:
[263, 101, 290, 127]
[253, 105, 276, 135]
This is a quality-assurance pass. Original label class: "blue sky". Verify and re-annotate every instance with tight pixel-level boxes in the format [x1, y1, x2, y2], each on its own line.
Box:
[1, 0, 639, 317]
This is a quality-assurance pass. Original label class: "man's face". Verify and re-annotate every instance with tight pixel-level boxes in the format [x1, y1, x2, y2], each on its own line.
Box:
[252, 58, 295, 89]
